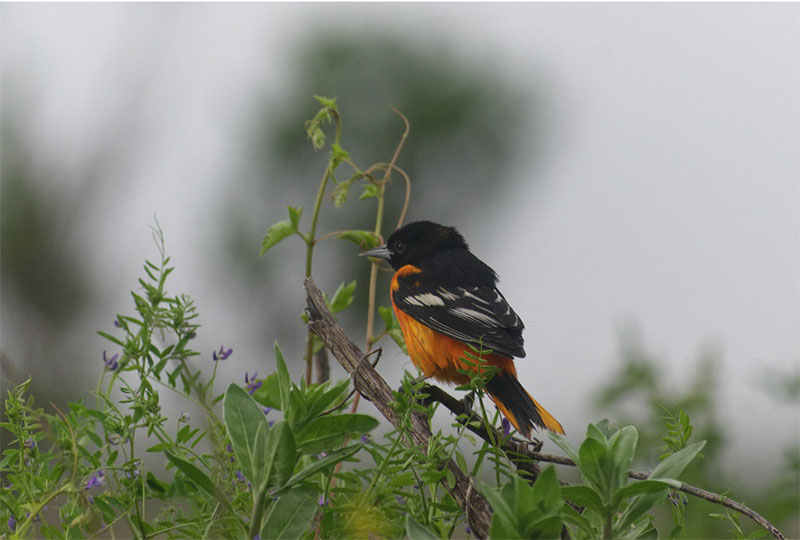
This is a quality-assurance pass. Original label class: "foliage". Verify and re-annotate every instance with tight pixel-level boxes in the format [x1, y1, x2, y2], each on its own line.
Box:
[0, 98, 785, 540]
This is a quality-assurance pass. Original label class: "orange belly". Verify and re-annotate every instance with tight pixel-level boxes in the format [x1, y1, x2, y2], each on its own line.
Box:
[392, 302, 516, 384]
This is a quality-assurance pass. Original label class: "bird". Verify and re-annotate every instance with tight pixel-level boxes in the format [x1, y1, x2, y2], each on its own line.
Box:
[361, 220, 564, 437]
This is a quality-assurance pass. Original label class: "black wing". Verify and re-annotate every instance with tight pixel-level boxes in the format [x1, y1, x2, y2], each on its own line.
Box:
[392, 282, 526, 358]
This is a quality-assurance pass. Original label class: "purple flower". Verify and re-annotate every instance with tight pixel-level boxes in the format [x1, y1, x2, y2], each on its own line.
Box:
[179, 412, 190, 423]
[213, 345, 233, 361]
[317, 495, 326, 506]
[268, 420, 275, 428]
[227, 443, 234, 453]
[88, 496, 94, 504]
[8, 516, 15, 531]
[113, 318, 122, 328]
[103, 351, 119, 371]
[108, 433, 122, 446]
[23, 437, 34, 449]
[262, 407, 272, 415]
[465, 525, 472, 534]
[236, 470, 245, 483]
[84, 471, 104, 490]
[253, 535, 261, 540]
[244, 372, 262, 395]
[501, 418, 511, 437]
[360, 433, 371, 443]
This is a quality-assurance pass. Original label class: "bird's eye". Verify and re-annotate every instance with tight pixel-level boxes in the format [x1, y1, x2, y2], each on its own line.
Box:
[395, 240, 405, 254]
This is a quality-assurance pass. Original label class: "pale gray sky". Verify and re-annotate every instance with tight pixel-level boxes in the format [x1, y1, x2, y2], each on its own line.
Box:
[2, 3, 798, 486]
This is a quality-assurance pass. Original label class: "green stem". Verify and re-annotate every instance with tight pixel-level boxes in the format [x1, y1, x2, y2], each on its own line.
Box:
[249, 483, 269, 539]
[302, 108, 342, 384]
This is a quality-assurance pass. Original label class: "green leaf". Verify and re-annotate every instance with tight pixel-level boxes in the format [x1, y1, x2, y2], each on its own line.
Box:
[275, 444, 362, 496]
[223, 383, 270, 485]
[609, 425, 638, 492]
[328, 280, 357, 314]
[650, 441, 706, 480]
[275, 341, 292, 412]
[331, 178, 354, 207]
[359, 183, 380, 201]
[334, 230, 381, 251]
[287, 206, 303, 229]
[578, 436, 609, 498]
[561, 485, 605, 516]
[260, 220, 297, 256]
[617, 442, 706, 531]
[164, 452, 234, 515]
[405, 516, 439, 540]
[548, 431, 581, 468]
[613, 478, 679, 505]
[296, 414, 378, 454]
[304, 378, 351, 419]
[252, 373, 283, 410]
[484, 470, 563, 540]
[260, 485, 318, 540]
[314, 95, 338, 111]
[262, 421, 298, 490]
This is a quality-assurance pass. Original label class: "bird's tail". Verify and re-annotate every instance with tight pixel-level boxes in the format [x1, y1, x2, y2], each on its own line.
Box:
[486, 371, 565, 437]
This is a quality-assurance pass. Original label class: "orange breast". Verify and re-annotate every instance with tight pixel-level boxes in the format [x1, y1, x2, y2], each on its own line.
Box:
[390, 265, 515, 384]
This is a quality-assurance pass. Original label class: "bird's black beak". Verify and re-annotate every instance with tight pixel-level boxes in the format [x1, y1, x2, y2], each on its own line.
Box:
[359, 244, 391, 260]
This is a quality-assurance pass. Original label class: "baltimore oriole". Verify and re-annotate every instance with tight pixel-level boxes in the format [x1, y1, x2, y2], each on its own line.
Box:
[361, 220, 564, 437]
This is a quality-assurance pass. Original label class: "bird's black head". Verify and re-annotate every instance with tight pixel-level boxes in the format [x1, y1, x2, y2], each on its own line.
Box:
[361, 220, 469, 270]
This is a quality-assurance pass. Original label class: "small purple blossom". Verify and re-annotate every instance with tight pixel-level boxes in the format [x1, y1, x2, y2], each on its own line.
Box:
[236, 470, 245, 483]
[317, 495, 326, 506]
[227, 443, 234, 453]
[465, 525, 472, 534]
[268, 420, 275, 428]
[23, 437, 35, 449]
[8, 516, 15, 531]
[88, 495, 94, 504]
[360, 433, 371, 443]
[108, 433, 122, 446]
[103, 351, 119, 371]
[113, 318, 122, 328]
[179, 411, 190, 423]
[501, 418, 511, 437]
[126, 469, 140, 480]
[213, 345, 233, 361]
[262, 407, 272, 415]
[85, 471, 104, 490]
[253, 536, 261, 540]
[244, 372, 262, 395]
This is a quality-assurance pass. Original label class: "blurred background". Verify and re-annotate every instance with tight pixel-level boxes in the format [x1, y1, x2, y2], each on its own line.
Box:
[1, 3, 797, 536]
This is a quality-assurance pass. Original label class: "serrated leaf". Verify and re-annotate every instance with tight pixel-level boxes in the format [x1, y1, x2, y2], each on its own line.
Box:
[359, 183, 380, 201]
[334, 230, 381, 250]
[331, 179, 353, 208]
[314, 95, 338, 111]
[260, 220, 297, 256]
[328, 281, 356, 313]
